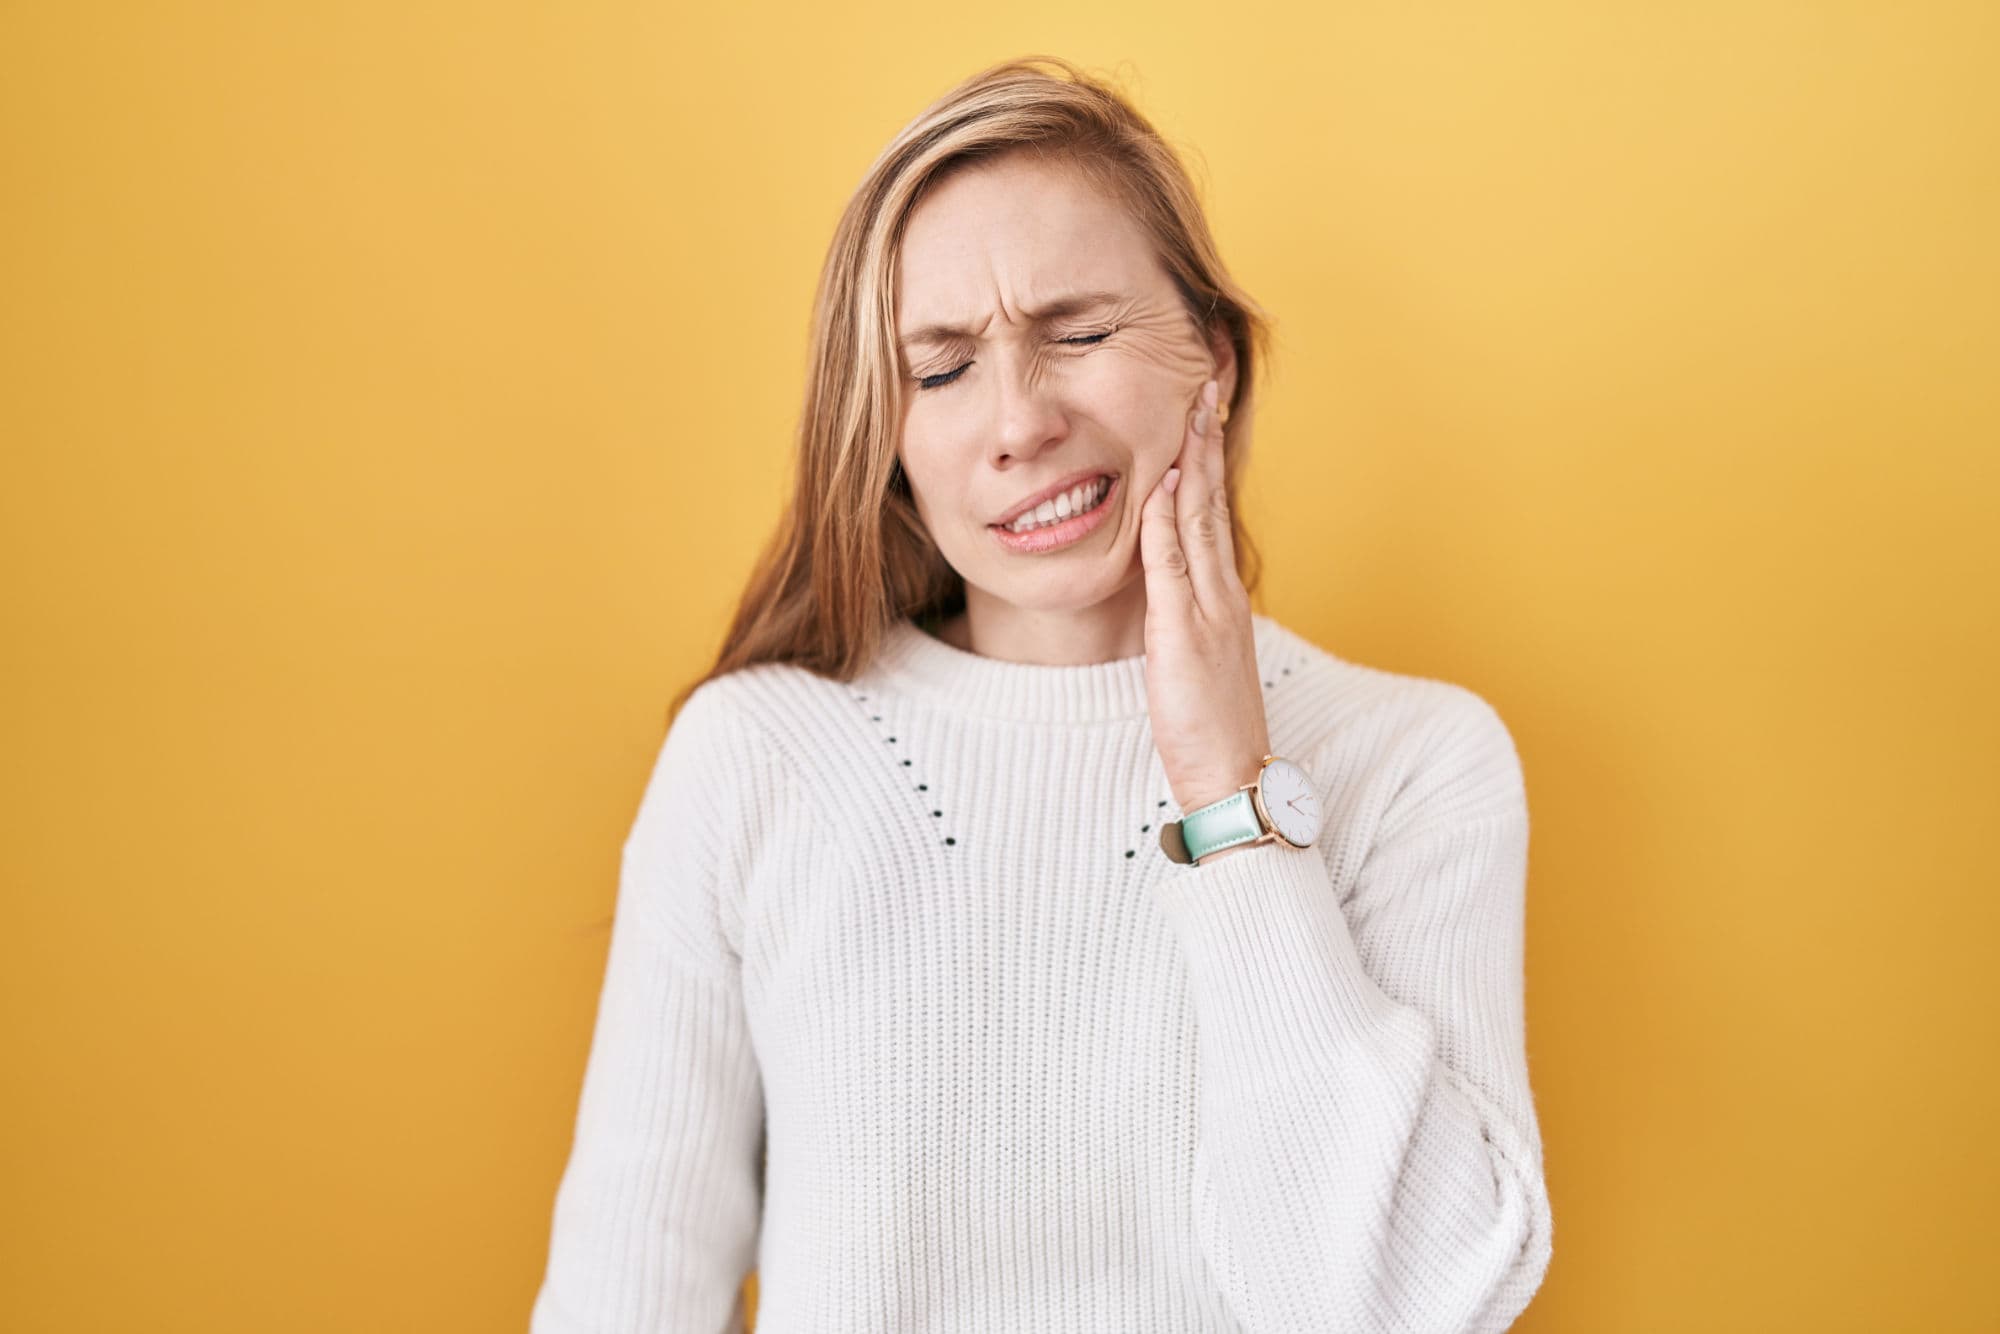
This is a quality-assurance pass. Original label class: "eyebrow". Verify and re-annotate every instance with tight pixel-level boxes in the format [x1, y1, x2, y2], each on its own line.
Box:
[897, 288, 1127, 350]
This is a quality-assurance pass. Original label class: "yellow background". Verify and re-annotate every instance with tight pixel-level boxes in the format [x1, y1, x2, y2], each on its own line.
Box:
[4, 3, 1994, 1330]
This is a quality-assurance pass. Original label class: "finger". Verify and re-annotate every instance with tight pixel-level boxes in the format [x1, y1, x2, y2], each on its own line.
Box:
[1206, 384, 1242, 584]
[1176, 379, 1241, 608]
[1140, 459, 1194, 620]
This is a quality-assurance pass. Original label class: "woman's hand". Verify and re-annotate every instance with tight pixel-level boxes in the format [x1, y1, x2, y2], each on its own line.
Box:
[1139, 377, 1270, 845]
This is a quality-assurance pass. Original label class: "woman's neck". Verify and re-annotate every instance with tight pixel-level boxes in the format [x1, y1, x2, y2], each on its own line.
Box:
[936, 581, 1150, 665]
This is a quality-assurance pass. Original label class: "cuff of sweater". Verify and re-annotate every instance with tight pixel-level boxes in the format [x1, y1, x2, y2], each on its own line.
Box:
[1151, 838, 1435, 1095]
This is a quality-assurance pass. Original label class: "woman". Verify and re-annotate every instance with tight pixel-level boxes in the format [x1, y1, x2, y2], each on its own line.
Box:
[531, 55, 1552, 1334]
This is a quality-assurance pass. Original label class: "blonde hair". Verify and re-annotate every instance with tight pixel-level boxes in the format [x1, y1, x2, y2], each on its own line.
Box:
[667, 55, 1276, 726]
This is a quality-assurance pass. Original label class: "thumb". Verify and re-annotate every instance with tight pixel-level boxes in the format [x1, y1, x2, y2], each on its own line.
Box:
[1140, 466, 1192, 611]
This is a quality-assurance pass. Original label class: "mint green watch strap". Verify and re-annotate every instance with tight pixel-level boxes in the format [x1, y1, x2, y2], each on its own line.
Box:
[1180, 789, 1264, 861]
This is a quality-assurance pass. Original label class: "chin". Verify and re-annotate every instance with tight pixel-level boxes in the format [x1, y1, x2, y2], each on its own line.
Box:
[997, 565, 1130, 608]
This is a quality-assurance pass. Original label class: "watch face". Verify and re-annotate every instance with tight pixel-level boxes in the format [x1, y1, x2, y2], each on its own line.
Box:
[1256, 758, 1323, 847]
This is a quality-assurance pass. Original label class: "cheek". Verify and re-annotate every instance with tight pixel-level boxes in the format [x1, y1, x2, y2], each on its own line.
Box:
[1081, 338, 1207, 455]
[896, 438, 964, 528]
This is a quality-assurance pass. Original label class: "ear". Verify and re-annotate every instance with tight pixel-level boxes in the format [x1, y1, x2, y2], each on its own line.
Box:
[1204, 319, 1240, 414]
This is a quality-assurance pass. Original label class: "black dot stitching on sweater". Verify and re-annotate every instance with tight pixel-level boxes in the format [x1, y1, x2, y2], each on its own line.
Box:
[854, 646, 1305, 860]
[1128, 649, 1305, 864]
[851, 690, 958, 849]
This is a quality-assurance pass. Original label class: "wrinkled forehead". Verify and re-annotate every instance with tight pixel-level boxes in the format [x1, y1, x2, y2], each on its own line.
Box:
[893, 158, 1165, 343]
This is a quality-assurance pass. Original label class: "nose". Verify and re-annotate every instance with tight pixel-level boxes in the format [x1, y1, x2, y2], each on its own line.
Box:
[983, 352, 1070, 469]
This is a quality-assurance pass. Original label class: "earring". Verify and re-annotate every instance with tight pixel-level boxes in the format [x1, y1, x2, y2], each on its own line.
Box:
[1217, 400, 1231, 425]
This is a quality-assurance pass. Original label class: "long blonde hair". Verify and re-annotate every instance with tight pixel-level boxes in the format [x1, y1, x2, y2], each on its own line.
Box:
[667, 55, 1276, 727]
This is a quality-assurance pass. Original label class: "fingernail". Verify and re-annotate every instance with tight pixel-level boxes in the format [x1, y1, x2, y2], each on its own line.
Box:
[1164, 467, 1181, 494]
[1202, 379, 1219, 410]
[1192, 403, 1211, 436]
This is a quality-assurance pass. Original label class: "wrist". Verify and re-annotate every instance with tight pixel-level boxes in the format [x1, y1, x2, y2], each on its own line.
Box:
[1175, 759, 1268, 816]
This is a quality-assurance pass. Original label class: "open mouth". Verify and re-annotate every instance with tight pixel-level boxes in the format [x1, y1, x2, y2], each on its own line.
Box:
[991, 474, 1115, 534]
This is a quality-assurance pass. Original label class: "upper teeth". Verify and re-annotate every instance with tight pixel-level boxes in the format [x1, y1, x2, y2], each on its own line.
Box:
[1007, 477, 1110, 532]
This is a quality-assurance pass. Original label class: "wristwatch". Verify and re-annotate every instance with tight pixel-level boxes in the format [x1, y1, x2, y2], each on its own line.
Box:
[1159, 753, 1324, 865]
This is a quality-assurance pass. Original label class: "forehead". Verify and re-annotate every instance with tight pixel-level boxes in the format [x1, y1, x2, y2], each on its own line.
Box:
[894, 156, 1160, 335]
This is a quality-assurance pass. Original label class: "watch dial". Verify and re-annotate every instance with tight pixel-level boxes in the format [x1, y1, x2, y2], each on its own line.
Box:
[1258, 758, 1322, 846]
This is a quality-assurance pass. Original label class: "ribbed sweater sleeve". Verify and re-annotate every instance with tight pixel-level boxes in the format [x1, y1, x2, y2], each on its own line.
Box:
[530, 681, 769, 1334]
[1148, 689, 1552, 1334]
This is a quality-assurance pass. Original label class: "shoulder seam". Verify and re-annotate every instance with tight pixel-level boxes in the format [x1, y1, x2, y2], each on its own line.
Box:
[686, 671, 849, 853]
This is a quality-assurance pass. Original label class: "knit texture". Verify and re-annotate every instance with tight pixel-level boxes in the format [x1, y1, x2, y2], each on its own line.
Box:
[530, 612, 1552, 1333]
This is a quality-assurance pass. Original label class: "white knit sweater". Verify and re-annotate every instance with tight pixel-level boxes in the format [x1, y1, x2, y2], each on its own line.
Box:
[530, 612, 1552, 1333]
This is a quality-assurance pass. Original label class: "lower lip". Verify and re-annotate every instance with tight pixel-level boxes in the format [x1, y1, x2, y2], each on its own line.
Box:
[989, 476, 1119, 554]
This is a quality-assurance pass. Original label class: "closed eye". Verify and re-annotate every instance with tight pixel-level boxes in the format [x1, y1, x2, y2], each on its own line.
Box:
[914, 330, 1114, 391]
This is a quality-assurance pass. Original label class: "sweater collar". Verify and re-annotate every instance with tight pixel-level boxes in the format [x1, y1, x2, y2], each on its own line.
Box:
[872, 611, 1291, 724]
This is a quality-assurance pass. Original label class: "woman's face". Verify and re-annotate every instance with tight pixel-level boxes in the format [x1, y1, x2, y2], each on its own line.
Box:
[893, 154, 1234, 615]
